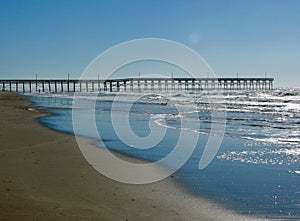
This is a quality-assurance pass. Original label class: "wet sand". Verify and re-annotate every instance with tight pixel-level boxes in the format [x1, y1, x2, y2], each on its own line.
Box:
[0, 92, 265, 221]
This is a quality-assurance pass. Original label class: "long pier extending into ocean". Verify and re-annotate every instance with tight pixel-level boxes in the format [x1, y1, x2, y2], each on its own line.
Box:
[0, 77, 274, 93]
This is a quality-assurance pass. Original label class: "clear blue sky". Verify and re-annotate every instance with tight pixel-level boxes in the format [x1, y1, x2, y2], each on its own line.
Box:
[0, 0, 299, 87]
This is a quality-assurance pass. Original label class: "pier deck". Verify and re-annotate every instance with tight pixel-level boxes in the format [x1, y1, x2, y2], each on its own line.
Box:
[0, 77, 274, 93]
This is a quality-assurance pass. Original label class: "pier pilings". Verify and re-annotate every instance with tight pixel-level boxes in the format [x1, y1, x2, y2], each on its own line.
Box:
[0, 78, 274, 93]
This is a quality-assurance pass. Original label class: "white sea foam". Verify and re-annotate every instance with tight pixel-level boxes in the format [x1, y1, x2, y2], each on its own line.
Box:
[30, 88, 300, 147]
[289, 170, 300, 175]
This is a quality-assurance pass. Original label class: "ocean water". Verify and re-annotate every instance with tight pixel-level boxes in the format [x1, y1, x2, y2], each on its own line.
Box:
[26, 88, 300, 220]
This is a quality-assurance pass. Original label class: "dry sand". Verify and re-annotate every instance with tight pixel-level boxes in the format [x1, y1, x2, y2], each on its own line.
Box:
[0, 92, 266, 221]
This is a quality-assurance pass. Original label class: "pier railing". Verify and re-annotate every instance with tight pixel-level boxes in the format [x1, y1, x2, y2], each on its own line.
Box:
[0, 77, 274, 93]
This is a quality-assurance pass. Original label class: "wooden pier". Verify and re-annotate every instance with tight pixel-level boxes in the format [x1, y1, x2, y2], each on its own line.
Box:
[0, 77, 274, 93]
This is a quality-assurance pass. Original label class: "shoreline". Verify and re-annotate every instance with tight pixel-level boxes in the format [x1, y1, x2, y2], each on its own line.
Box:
[0, 92, 266, 220]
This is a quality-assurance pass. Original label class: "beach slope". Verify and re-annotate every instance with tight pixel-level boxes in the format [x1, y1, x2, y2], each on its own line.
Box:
[0, 92, 264, 221]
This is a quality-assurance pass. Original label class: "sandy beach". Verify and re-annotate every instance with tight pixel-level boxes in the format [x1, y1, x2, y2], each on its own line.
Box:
[0, 92, 265, 221]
